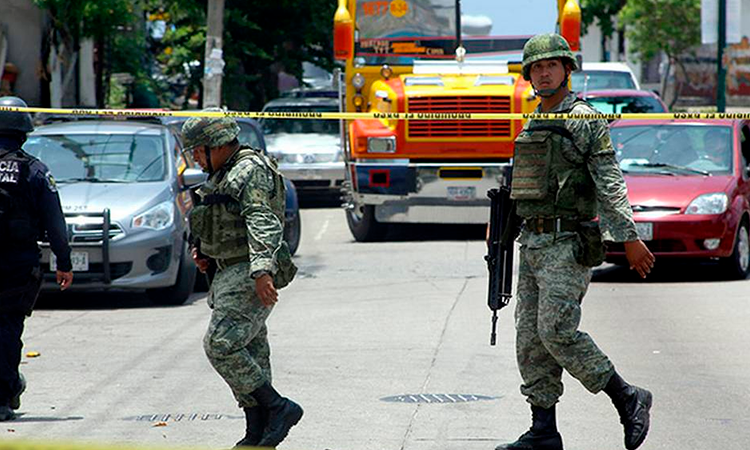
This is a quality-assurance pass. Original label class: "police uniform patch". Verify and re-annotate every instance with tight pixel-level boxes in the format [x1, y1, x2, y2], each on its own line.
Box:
[45, 171, 58, 193]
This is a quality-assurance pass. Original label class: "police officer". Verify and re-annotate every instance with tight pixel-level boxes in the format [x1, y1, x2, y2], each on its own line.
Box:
[496, 35, 655, 450]
[183, 111, 302, 448]
[0, 96, 73, 421]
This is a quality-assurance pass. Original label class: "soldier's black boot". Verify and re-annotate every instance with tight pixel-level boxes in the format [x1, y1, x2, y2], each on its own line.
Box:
[235, 406, 267, 447]
[604, 372, 653, 450]
[252, 383, 303, 447]
[0, 405, 14, 422]
[495, 405, 563, 450]
[10, 373, 25, 410]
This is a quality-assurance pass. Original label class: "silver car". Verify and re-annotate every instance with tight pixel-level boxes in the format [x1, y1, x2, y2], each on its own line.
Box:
[23, 119, 204, 305]
[260, 97, 345, 198]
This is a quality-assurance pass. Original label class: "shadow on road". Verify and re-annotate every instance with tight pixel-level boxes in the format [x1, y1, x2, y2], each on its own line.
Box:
[34, 291, 203, 311]
[592, 261, 745, 283]
[383, 223, 487, 242]
[298, 193, 342, 209]
[10, 413, 84, 422]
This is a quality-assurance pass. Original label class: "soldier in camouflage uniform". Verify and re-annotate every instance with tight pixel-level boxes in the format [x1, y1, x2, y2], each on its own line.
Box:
[495, 34, 656, 450]
[183, 110, 302, 448]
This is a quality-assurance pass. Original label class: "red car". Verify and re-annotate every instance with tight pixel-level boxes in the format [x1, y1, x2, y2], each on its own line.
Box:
[578, 89, 668, 113]
[606, 119, 750, 279]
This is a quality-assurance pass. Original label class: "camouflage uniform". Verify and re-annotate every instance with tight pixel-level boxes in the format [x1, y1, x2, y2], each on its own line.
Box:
[186, 116, 295, 409]
[512, 93, 639, 409]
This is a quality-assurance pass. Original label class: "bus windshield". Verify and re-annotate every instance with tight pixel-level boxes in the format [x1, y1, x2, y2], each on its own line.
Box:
[355, 0, 557, 65]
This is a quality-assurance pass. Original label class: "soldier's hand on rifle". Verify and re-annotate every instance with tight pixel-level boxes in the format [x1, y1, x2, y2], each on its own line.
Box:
[624, 240, 655, 279]
[255, 274, 278, 307]
[191, 247, 211, 273]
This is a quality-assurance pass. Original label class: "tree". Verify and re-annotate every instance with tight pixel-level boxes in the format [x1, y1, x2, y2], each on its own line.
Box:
[156, 0, 336, 111]
[619, 0, 701, 107]
[581, 0, 627, 39]
[34, 0, 143, 107]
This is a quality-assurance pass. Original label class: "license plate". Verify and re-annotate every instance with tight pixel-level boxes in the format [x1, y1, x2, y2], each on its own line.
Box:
[447, 186, 476, 201]
[50, 251, 89, 272]
[636, 222, 653, 241]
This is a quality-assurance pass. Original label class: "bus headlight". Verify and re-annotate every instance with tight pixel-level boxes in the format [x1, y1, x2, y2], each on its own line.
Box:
[367, 137, 396, 153]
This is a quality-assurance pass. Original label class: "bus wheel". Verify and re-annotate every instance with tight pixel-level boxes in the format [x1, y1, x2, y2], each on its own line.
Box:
[346, 204, 387, 242]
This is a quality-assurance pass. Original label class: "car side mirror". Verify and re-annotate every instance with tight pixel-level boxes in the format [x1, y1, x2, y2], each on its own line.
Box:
[182, 167, 208, 189]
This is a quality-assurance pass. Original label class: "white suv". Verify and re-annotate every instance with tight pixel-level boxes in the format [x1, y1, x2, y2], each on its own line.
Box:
[572, 62, 641, 93]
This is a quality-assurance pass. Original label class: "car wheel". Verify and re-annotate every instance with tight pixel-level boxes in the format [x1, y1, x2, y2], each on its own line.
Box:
[722, 220, 750, 280]
[284, 211, 302, 256]
[346, 204, 387, 242]
[148, 242, 197, 305]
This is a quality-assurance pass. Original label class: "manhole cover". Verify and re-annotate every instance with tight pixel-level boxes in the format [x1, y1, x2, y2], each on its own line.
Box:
[123, 413, 241, 422]
[380, 394, 497, 404]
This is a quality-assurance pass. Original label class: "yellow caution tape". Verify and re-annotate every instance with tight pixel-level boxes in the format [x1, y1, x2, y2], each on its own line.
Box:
[1, 105, 749, 121]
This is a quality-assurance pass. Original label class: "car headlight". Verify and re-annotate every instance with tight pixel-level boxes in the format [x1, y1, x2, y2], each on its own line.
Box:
[133, 201, 175, 230]
[367, 137, 396, 153]
[685, 193, 728, 215]
[268, 151, 284, 162]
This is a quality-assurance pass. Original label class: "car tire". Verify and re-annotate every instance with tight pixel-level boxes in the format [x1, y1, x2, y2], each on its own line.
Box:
[346, 204, 387, 242]
[284, 211, 302, 256]
[722, 220, 750, 280]
[148, 243, 197, 305]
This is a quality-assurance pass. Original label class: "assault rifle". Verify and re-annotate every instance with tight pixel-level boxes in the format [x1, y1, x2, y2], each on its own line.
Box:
[485, 185, 519, 346]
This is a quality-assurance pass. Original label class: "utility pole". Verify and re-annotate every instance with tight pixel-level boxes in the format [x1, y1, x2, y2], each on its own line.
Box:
[717, 0, 726, 112]
[202, 0, 225, 108]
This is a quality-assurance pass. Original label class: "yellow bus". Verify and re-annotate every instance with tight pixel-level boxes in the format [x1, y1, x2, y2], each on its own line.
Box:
[334, 0, 581, 241]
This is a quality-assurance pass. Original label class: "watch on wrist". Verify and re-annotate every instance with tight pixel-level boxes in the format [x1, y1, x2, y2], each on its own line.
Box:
[251, 270, 269, 280]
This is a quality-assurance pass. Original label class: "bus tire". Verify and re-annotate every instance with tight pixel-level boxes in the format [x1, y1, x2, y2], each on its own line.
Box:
[346, 205, 387, 242]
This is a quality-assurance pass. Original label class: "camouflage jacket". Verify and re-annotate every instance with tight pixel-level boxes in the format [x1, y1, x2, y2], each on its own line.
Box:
[517, 93, 639, 248]
[194, 146, 286, 275]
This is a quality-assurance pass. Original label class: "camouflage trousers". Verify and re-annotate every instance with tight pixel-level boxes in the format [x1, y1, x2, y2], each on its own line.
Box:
[515, 238, 614, 409]
[204, 262, 273, 408]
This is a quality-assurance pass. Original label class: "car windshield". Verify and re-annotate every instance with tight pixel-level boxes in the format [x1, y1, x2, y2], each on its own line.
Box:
[586, 96, 666, 114]
[571, 71, 637, 91]
[262, 107, 340, 135]
[612, 125, 733, 175]
[238, 122, 263, 149]
[23, 134, 167, 182]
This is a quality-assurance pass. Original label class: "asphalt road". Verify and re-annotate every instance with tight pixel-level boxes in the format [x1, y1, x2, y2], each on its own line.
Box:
[7, 207, 750, 450]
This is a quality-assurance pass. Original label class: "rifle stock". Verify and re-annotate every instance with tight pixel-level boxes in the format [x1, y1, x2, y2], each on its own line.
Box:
[485, 185, 517, 346]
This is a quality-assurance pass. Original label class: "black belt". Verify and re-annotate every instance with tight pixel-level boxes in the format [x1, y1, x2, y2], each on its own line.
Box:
[216, 255, 250, 271]
[525, 217, 580, 234]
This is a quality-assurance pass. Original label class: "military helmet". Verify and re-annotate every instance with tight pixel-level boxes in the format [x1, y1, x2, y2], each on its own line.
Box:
[0, 96, 34, 134]
[521, 33, 578, 81]
[181, 108, 240, 150]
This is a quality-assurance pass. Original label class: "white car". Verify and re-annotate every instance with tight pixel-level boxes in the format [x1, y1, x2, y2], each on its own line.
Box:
[572, 62, 641, 93]
[260, 97, 345, 199]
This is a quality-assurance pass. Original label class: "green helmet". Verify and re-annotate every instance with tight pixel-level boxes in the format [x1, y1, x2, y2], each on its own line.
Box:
[181, 108, 240, 150]
[521, 33, 578, 81]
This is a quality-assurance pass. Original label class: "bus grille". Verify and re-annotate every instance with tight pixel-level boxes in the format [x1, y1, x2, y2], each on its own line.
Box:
[407, 96, 512, 138]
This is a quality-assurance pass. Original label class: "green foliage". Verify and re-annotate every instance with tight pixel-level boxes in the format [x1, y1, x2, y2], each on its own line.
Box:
[156, 0, 336, 110]
[619, 0, 701, 63]
[36, 0, 337, 109]
[33, 0, 136, 45]
[580, 0, 626, 38]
